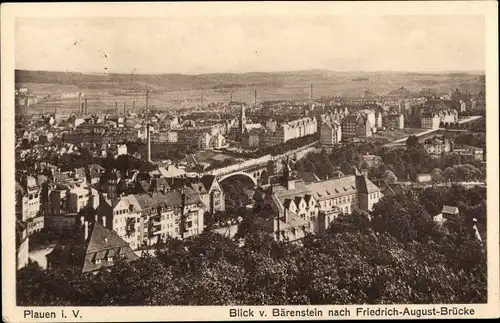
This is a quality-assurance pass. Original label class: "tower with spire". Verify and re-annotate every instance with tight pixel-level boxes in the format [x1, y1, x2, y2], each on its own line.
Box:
[239, 103, 247, 133]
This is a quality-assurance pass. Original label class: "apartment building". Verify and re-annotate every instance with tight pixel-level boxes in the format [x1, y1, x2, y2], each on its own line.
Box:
[420, 113, 441, 129]
[320, 121, 342, 147]
[383, 114, 405, 129]
[93, 187, 205, 249]
[341, 114, 372, 139]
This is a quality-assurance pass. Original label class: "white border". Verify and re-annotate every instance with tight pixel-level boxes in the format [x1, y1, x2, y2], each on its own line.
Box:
[2, 2, 499, 322]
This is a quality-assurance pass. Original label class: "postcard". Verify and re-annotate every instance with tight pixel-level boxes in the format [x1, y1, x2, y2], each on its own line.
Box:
[1, 1, 499, 322]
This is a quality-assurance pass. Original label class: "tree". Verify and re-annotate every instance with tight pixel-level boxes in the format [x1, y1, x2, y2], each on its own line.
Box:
[406, 135, 419, 148]
[431, 168, 444, 183]
[382, 170, 398, 184]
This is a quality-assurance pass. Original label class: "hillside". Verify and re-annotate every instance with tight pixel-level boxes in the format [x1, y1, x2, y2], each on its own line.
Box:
[15, 69, 485, 114]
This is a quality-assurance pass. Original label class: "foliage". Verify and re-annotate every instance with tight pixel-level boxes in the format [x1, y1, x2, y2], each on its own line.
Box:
[18, 187, 487, 306]
[293, 141, 485, 182]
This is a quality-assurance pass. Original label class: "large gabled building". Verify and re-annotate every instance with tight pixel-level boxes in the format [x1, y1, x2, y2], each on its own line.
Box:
[46, 221, 139, 273]
[254, 162, 382, 240]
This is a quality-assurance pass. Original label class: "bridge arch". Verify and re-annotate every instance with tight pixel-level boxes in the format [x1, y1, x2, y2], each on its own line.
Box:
[218, 171, 258, 186]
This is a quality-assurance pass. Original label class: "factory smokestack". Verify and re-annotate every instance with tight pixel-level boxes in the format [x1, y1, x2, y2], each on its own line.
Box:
[146, 124, 152, 162]
[123, 103, 126, 116]
[310, 84, 313, 101]
[146, 88, 149, 113]
[84, 99, 88, 114]
[254, 90, 257, 105]
[78, 93, 82, 115]
[133, 101, 136, 111]
[115, 102, 118, 116]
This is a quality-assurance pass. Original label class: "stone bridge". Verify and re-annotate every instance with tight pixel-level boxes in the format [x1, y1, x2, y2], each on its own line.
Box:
[203, 141, 319, 187]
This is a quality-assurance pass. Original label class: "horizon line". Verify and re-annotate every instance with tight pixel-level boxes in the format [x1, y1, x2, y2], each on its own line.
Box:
[14, 67, 485, 77]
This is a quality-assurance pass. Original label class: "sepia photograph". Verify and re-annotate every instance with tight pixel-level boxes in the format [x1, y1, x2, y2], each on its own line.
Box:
[2, 1, 499, 321]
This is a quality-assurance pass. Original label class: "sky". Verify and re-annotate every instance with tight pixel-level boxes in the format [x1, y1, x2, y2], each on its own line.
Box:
[15, 16, 485, 75]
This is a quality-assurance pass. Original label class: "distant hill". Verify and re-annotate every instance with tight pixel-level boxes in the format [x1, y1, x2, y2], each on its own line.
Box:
[15, 69, 485, 99]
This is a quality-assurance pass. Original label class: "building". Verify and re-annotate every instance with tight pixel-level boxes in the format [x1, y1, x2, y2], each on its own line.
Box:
[244, 116, 317, 147]
[458, 145, 484, 161]
[341, 114, 372, 139]
[46, 221, 139, 273]
[384, 114, 405, 129]
[259, 163, 382, 237]
[433, 205, 460, 225]
[358, 109, 377, 130]
[16, 176, 41, 221]
[361, 154, 383, 168]
[242, 129, 262, 148]
[94, 187, 206, 249]
[423, 137, 453, 155]
[320, 121, 342, 147]
[253, 195, 311, 243]
[420, 112, 441, 129]
[117, 144, 128, 156]
[436, 109, 459, 126]
[459, 100, 467, 112]
[16, 176, 44, 236]
[170, 175, 225, 215]
[198, 132, 212, 149]
[68, 186, 100, 213]
[416, 173, 432, 183]
[281, 117, 318, 142]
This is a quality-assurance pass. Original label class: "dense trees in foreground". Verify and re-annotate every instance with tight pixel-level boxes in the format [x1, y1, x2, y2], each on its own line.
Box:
[294, 142, 485, 182]
[17, 187, 486, 306]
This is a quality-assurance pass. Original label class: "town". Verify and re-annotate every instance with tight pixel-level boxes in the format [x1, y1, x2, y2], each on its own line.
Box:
[15, 73, 487, 305]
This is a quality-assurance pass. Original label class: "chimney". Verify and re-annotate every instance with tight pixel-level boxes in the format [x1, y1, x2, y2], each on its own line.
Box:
[254, 90, 257, 105]
[123, 103, 126, 116]
[84, 99, 88, 114]
[84, 220, 89, 240]
[102, 215, 106, 227]
[146, 88, 149, 112]
[133, 101, 136, 111]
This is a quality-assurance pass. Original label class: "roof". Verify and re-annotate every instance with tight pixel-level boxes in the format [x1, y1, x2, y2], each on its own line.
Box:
[85, 222, 129, 253]
[442, 205, 459, 215]
[295, 172, 320, 183]
[158, 165, 186, 178]
[201, 175, 216, 191]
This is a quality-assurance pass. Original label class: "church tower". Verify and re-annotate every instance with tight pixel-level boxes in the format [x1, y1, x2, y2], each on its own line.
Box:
[239, 103, 247, 133]
[282, 157, 295, 190]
